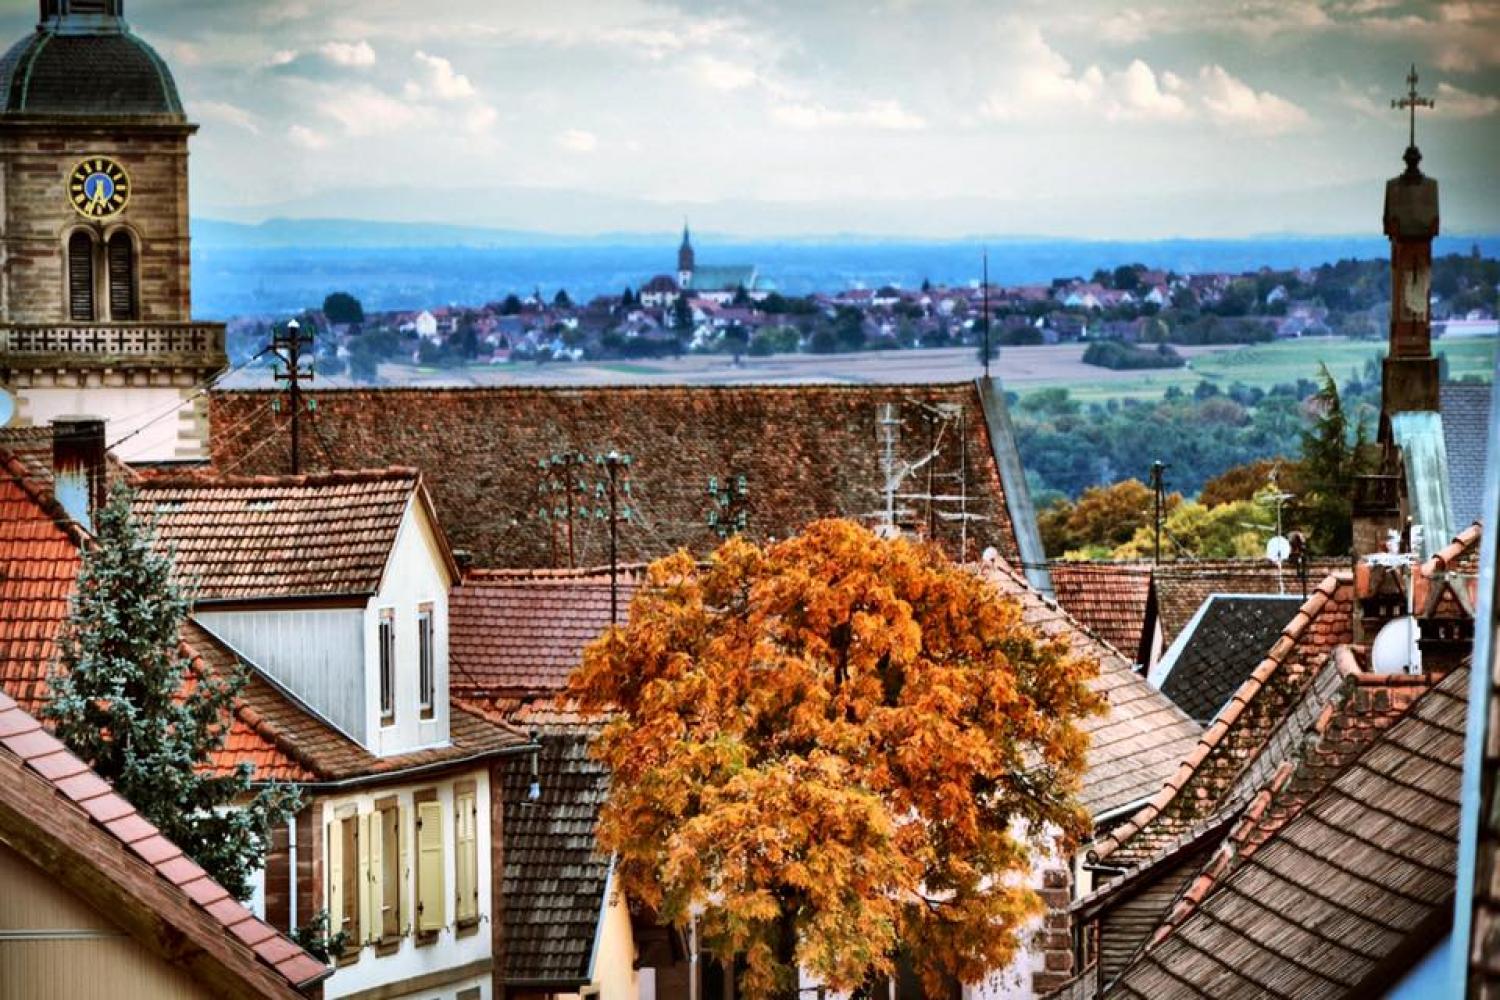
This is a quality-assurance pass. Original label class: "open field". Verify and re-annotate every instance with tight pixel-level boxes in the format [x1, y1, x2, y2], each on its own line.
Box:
[227, 336, 1497, 401]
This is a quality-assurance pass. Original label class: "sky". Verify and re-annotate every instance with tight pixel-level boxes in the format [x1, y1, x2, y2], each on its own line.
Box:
[4, 0, 1498, 238]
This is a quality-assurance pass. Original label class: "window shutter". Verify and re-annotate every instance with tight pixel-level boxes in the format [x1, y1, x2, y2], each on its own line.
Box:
[326, 820, 343, 937]
[455, 790, 477, 923]
[68, 232, 94, 321]
[365, 811, 382, 944]
[106, 232, 136, 321]
[356, 814, 370, 945]
[399, 805, 412, 935]
[416, 800, 444, 933]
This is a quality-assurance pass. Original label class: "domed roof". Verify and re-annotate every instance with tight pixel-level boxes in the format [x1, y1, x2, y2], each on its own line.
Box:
[0, 16, 184, 119]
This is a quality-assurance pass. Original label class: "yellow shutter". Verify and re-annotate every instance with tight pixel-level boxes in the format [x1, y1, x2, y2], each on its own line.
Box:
[356, 813, 371, 944]
[367, 811, 383, 943]
[399, 805, 412, 935]
[455, 791, 477, 923]
[326, 820, 344, 937]
[416, 800, 445, 933]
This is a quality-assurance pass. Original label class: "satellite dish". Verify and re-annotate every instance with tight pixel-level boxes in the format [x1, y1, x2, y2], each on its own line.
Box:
[1266, 535, 1291, 564]
[1370, 616, 1422, 675]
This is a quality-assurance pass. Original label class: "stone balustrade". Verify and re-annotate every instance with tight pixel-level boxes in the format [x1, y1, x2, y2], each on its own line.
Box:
[0, 322, 228, 370]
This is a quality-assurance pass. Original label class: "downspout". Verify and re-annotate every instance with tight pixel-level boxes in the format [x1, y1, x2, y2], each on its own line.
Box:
[975, 376, 1054, 598]
[287, 813, 297, 931]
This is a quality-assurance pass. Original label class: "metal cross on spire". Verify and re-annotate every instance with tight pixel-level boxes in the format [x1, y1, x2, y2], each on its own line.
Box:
[1391, 64, 1434, 150]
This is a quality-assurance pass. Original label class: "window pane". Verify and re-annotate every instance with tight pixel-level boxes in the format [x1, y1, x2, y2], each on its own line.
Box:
[379, 612, 395, 722]
[418, 609, 433, 713]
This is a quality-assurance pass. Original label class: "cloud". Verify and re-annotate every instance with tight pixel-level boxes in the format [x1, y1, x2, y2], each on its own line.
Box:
[771, 98, 925, 131]
[286, 124, 327, 149]
[318, 41, 376, 68]
[557, 128, 598, 152]
[193, 100, 260, 134]
[980, 37, 1188, 122]
[1434, 81, 1500, 117]
[690, 55, 759, 91]
[1108, 59, 1190, 120]
[265, 49, 298, 68]
[317, 87, 420, 136]
[1196, 65, 1311, 134]
[405, 51, 477, 101]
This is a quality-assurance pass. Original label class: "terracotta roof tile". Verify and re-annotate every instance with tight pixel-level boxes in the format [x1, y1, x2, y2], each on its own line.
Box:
[134, 469, 422, 601]
[1048, 562, 1153, 662]
[0, 692, 326, 997]
[208, 384, 1023, 571]
[451, 567, 645, 696]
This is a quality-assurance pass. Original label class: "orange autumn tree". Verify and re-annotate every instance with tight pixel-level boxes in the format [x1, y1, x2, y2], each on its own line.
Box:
[567, 519, 1104, 997]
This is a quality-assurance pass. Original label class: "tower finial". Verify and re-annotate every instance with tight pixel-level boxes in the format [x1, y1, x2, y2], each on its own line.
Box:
[1391, 63, 1434, 165]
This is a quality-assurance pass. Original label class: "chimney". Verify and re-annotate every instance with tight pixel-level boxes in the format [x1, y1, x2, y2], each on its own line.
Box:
[52, 418, 106, 532]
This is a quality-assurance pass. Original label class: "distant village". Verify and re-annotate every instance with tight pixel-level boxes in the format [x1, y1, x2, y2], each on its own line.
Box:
[225, 227, 1500, 379]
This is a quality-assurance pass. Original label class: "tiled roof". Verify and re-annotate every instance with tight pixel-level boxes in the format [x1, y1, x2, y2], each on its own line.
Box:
[0, 448, 86, 713]
[450, 567, 644, 697]
[0, 690, 328, 998]
[134, 469, 425, 601]
[977, 559, 1202, 819]
[497, 728, 612, 986]
[1441, 381, 1492, 530]
[1106, 664, 1469, 998]
[1154, 595, 1303, 724]
[207, 384, 1023, 571]
[1152, 558, 1345, 646]
[1047, 562, 1153, 663]
[188, 621, 531, 786]
[1089, 571, 1356, 868]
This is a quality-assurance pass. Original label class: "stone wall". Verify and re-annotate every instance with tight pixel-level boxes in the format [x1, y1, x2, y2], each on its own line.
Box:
[0, 121, 194, 323]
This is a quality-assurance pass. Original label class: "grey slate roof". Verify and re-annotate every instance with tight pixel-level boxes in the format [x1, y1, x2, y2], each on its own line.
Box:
[501, 730, 612, 986]
[1155, 595, 1303, 723]
[1442, 380, 1493, 530]
[0, 23, 184, 118]
[1106, 664, 1468, 998]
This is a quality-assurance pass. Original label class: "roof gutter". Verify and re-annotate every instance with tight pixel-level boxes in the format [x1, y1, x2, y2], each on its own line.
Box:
[251, 741, 539, 793]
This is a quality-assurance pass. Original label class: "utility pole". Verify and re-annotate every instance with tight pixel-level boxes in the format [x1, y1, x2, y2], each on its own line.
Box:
[1149, 460, 1167, 565]
[605, 450, 621, 625]
[982, 247, 991, 379]
[272, 318, 314, 474]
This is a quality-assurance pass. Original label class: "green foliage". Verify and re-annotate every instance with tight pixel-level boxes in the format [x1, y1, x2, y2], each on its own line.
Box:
[44, 485, 300, 901]
[1082, 340, 1184, 370]
[291, 909, 348, 964]
[1297, 364, 1377, 555]
[1112, 496, 1275, 560]
[321, 291, 364, 325]
[553, 288, 573, 308]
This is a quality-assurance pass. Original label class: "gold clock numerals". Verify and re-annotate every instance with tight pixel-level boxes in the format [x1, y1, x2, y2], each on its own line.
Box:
[67, 156, 131, 219]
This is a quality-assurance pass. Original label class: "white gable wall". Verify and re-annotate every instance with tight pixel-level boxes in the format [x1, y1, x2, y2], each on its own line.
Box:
[367, 495, 453, 756]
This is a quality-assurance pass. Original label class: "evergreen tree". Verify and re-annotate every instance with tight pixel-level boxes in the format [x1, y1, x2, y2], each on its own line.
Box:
[1298, 363, 1376, 555]
[553, 288, 573, 309]
[44, 484, 299, 901]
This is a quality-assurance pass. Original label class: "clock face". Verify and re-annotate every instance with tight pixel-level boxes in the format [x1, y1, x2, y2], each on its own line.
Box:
[68, 157, 130, 219]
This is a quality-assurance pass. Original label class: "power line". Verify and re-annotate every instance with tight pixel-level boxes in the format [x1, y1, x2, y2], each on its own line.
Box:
[105, 346, 275, 453]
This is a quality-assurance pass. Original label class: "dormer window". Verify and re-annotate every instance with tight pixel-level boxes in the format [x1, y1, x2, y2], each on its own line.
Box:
[378, 608, 395, 726]
[418, 604, 435, 720]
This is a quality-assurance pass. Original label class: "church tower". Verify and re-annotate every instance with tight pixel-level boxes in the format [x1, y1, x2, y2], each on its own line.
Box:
[0, 0, 224, 462]
[677, 220, 695, 289]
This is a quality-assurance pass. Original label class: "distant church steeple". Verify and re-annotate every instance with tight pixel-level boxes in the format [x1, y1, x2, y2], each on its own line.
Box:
[677, 220, 695, 288]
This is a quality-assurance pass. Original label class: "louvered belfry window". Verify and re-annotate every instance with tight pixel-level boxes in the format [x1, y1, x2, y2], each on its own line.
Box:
[107, 231, 137, 320]
[68, 231, 95, 321]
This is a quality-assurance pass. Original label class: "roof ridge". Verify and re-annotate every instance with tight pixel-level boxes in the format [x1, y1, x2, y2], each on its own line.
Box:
[214, 381, 982, 397]
[1089, 569, 1350, 864]
[1421, 520, 1482, 577]
[464, 563, 653, 583]
[0, 690, 328, 995]
[141, 466, 422, 490]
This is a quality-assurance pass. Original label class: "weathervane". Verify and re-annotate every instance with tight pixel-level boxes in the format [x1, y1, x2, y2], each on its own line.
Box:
[1391, 64, 1434, 151]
